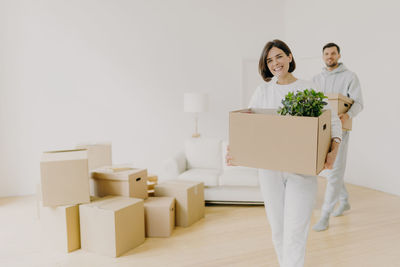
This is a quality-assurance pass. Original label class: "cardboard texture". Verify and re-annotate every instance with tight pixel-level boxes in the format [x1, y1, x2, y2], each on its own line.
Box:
[75, 143, 112, 170]
[144, 197, 175, 237]
[229, 109, 332, 175]
[79, 196, 145, 257]
[147, 174, 158, 183]
[147, 174, 158, 196]
[326, 93, 354, 131]
[91, 167, 148, 199]
[76, 143, 112, 196]
[39, 202, 81, 253]
[40, 149, 90, 207]
[154, 180, 205, 227]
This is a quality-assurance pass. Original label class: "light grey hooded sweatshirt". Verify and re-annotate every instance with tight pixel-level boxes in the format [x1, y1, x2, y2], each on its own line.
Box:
[313, 63, 363, 118]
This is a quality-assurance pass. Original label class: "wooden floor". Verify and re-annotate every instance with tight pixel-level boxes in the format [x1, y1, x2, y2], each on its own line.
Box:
[1, 178, 400, 267]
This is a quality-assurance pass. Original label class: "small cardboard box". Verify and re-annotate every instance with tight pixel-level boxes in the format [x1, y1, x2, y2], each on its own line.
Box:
[229, 108, 331, 175]
[91, 167, 148, 199]
[39, 202, 81, 253]
[79, 196, 145, 257]
[154, 180, 204, 227]
[326, 93, 354, 131]
[40, 149, 90, 207]
[144, 197, 175, 237]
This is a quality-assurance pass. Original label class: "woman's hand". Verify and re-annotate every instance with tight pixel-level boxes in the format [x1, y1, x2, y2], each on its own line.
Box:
[225, 145, 236, 166]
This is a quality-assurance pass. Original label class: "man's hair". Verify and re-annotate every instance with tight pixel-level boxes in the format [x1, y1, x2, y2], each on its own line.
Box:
[258, 39, 296, 82]
[323, 43, 340, 54]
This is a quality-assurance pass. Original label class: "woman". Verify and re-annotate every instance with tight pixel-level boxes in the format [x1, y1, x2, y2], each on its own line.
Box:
[227, 40, 342, 267]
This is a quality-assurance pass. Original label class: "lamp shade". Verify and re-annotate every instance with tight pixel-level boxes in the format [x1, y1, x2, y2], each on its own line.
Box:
[184, 93, 208, 113]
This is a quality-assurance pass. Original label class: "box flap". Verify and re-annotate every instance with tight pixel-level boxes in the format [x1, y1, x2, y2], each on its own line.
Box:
[326, 93, 354, 104]
[83, 196, 143, 211]
[144, 197, 175, 207]
[42, 149, 88, 161]
[92, 167, 147, 181]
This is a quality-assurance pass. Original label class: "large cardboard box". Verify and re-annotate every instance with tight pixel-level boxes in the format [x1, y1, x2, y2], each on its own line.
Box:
[40, 149, 90, 207]
[144, 197, 175, 237]
[154, 180, 204, 227]
[91, 167, 148, 199]
[79, 196, 145, 257]
[39, 202, 81, 253]
[76, 143, 112, 196]
[326, 93, 354, 131]
[229, 108, 331, 175]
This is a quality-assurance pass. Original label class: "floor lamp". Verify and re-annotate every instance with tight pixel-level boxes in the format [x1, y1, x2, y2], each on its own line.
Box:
[184, 93, 208, 138]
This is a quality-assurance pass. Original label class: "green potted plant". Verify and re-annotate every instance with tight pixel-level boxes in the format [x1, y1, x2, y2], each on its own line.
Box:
[277, 89, 328, 117]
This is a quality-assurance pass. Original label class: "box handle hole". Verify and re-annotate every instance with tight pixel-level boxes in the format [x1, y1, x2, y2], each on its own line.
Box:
[344, 103, 349, 107]
[136, 177, 141, 181]
[323, 124, 327, 130]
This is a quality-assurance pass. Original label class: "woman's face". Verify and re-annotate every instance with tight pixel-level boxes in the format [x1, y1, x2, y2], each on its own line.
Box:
[266, 47, 292, 77]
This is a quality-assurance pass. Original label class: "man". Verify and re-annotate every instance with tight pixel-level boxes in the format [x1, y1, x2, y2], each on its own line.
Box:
[312, 43, 364, 232]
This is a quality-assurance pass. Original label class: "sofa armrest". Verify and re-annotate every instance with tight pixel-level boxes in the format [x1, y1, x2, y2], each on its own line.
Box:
[160, 152, 187, 181]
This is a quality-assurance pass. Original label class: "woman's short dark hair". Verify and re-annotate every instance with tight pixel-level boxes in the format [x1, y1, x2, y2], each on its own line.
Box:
[258, 39, 296, 82]
[323, 43, 340, 54]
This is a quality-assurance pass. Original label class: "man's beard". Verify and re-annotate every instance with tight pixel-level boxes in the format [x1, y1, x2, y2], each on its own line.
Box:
[326, 62, 338, 68]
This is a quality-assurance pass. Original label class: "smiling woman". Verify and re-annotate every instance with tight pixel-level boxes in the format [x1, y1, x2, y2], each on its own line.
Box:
[227, 39, 343, 267]
[258, 39, 296, 83]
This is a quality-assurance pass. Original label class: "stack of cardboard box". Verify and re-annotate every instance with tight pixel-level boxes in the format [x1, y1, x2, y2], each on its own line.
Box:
[38, 143, 205, 257]
[147, 174, 158, 196]
[39, 149, 91, 253]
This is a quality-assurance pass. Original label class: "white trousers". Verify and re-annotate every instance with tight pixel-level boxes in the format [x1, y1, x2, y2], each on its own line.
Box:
[319, 131, 350, 215]
[259, 170, 317, 267]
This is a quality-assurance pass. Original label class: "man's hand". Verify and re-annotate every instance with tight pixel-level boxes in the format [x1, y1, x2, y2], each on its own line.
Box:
[324, 140, 340, 170]
[339, 113, 350, 125]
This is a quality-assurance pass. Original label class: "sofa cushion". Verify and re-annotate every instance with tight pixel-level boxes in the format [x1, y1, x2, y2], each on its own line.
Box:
[219, 167, 259, 187]
[185, 138, 222, 170]
[178, 168, 220, 187]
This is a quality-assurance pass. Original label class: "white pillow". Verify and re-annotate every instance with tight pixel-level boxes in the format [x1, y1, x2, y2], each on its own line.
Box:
[185, 138, 222, 170]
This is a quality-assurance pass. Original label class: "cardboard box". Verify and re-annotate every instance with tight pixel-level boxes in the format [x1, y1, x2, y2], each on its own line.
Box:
[147, 174, 158, 183]
[76, 143, 112, 170]
[326, 93, 354, 131]
[39, 202, 81, 253]
[76, 143, 112, 196]
[147, 174, 158, 196]
[40, 149, 90, 207]
[144, 197, 175, 237]
[91, 167, 148, 199]
[229, 108, 331, 175]
[154, 180, 204, 227]
[79, 196, 145, 257]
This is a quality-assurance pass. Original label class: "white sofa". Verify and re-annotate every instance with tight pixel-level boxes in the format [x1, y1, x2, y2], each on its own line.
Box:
[160, 137, 263, 204]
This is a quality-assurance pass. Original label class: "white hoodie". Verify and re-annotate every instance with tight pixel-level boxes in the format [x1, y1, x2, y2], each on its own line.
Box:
[312, 63, 363, 118]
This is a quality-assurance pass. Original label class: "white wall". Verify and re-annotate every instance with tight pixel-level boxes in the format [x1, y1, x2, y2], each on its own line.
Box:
[0, 0, 285, 196]
[284, 0, 400, 196]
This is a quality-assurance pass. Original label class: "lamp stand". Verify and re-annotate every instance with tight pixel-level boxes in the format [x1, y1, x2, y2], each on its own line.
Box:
[192, 113, 200, 138]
